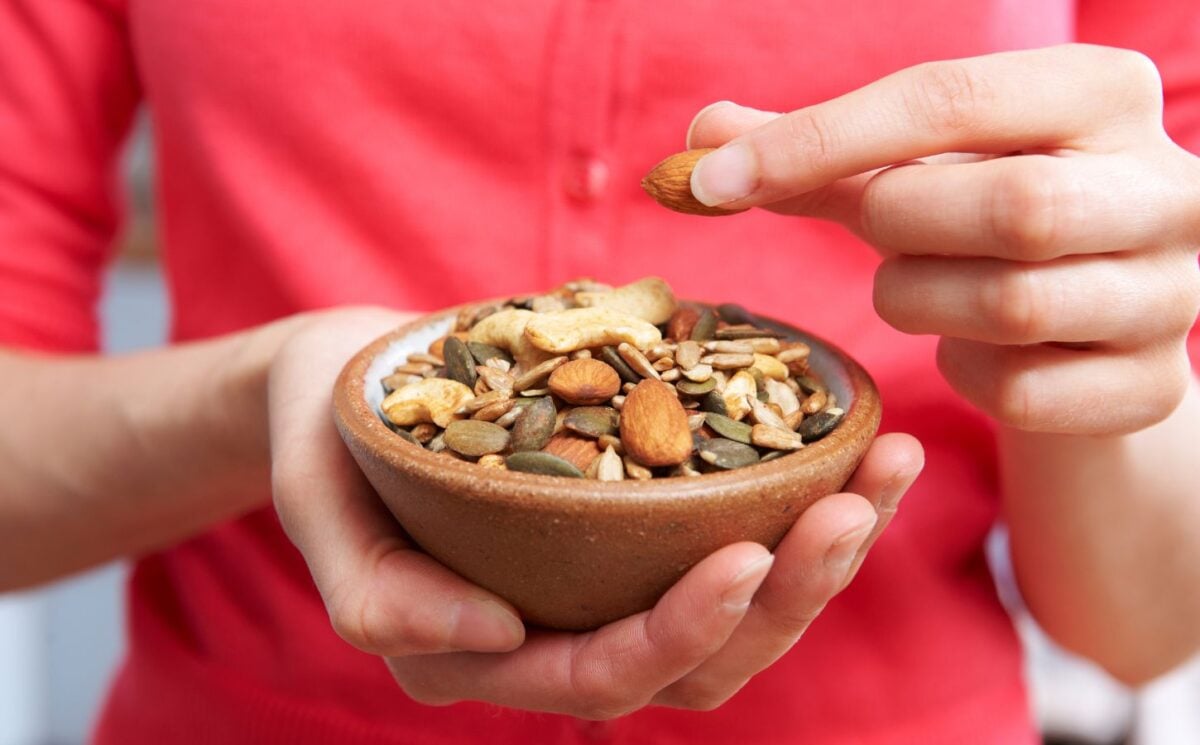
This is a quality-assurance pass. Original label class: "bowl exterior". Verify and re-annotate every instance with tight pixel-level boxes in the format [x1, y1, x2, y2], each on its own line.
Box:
[334, 305, 881, 630]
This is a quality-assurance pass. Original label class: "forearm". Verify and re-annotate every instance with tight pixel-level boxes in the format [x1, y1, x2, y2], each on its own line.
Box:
[0, 317, 303, 589]
[999, 376, 1200, 684]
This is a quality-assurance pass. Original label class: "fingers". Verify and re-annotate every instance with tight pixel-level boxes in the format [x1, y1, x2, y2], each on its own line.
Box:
[388, 542, 773, 718]
[686, 45, 1164, 209]
[874, 251, 1200, 347]
[653, 434, 924, 710]
[270, 310, 525, 656]
[860, 154, 1180, 260]
[936, 338, 1194, 434]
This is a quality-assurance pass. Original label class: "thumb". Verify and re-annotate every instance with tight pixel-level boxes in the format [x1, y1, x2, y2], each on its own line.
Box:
[685, 100, 871, 227]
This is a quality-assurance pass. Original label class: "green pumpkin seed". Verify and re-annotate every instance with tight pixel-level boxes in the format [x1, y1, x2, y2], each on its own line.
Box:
[689, 308, 718, 341]
[697, 438, 760, 470]
[467, 341, 514, 366]
[795, 374, 827, 395]
[798, 409, 843, 443]
[442, 337, 478, 388]
[600, 346, 640, 384]
[509, 396, 557, 452]
[699, 390, 728, 415]
[564, 406, 619, 438]
[676, 377, 717, 396]
[704, 413, 752, 444]
[760, 450, 788, 463]
[506, 451, 584, 478]
[443, 420, 510, 457]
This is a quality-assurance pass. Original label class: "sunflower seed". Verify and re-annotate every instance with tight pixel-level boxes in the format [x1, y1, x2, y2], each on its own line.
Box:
[681, 363, 713, 383]
[660, 368, 681, 382]
[505, 451, 584, 478]
[704, 412, 753, 444]
[570, 348, 593, 360]
[478, 454, 507, 469]
[393, 362, 434, 376]
[389, 426, 419, 445]
[784, 409, 805, 431]
[801, 390, 828, 415]
[697, 438, 760, 470]
[701, 353, 755, 370]
[765, 378, 801, 416]
[444, 420, 510, 457]
[617, 342, 660, 380]
[381, 372, 419, 395]
[564, 406, 620, 438]
[513, 356, 569, 392]
[509, 396, 556, 452]
[760, 450, 788, 463]
[702, 340, 755, 354]
[597, 433, 624, 455]
[611, 394, 626, 410]
[623, 455, 653, 480]
[675, 341, 702, 370]
[751, 424, 804, 450]
[427, 432, 446, 453]
[410, 423, 439, 443]
[462, 389, 510, 413]
[595, 446, 624, 482]
[795, 375, 827, 395]
[687, 412, 709, 432]
[652, 356, 676, 373]
[494, 406, 523, 428]
[646, 343, 676, 362]
[777, 345, 811, 364]
[406, 352, 445, 366]
[475, 365, 515, 394]
[473, 398, 517, 422]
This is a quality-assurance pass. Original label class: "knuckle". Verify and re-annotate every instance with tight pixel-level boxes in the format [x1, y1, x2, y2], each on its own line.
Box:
[906, 62, 991, 137]
[989, 162, 1082, 259]
[1112, 47, 1164, 97]
[660, 679, 734, 712]
[988, 363, 1042, 431]
[983, 266, 1051, 343]
[779, 109, 839, 173]
[567, 663, 642, 721]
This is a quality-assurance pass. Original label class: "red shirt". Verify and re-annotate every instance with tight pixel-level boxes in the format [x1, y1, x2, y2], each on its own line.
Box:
[2, 2, 1199, 743]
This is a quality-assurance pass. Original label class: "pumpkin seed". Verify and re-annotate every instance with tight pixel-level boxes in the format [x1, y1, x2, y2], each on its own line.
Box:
[795, 374, 827, 395]
[697, 438, 760, 470]
[505, 451, 584, 478]
[564, 406, 620, 438]
[676, 378, 717, 396]
[714, 325, 784, 340]
[600, 345, 640, 384]
[467, 341, 513, 366]
[689, 308, 718, 341]
[704, 412, 753, 444]
[444, 420, 510, 457]
[509, 396, 556, 452]
[440, 336, 476, 388]
[798, 409, 843, 442]
[760, 450, 788, 463]
[700, 389, 728, 415]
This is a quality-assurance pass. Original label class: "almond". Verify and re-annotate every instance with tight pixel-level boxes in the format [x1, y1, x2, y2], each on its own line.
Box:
[641, 149, 749, 217]
[619, 379, 692, 467]
[542, 433, 603, 473]
[548, 358, 622, 405]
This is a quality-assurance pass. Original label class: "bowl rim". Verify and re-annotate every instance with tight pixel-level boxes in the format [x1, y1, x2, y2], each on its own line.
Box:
[333, 301, 881, 508]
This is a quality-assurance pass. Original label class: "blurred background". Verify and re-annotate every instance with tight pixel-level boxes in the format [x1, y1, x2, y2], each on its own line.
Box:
[0, 121, 1196, 745]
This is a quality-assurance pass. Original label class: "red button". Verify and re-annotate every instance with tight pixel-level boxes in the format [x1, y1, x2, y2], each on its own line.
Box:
[563, 153, 609, 203]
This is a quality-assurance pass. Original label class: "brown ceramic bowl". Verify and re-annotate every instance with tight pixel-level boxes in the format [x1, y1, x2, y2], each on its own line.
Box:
[333, 303, 881, 631]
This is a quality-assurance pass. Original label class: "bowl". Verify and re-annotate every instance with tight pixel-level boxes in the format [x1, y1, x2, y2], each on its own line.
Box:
[333, 302, 881, 631]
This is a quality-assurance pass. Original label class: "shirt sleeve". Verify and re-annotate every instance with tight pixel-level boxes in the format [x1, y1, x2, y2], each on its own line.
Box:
[1076, 0, 1200, 368]
[0, 0, 140, 352]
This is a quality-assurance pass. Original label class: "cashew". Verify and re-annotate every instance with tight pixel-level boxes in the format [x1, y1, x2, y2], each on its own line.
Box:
[751, 353, 789, 381]
[467, 308, 553, 371]
[574, 276, 677, 325]
[382, 378, 475, 428]
[722, 370, 757, 421]
[524, 307, 662, 354]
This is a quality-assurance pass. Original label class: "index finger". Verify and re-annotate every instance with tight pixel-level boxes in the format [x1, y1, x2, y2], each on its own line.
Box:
[689, 44, 1162, 209]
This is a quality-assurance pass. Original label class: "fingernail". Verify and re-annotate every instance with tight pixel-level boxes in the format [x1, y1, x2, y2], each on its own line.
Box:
[685, 100, 736, 148]
[879, 469, 921, 515]
[691, 143, 757, 207]
[449, 598, 524, 652]
[824, 521, 875, 575]
[722, 554, 775, 610]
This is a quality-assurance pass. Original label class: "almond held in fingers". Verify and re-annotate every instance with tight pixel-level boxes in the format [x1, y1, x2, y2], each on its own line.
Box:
[641, 149, 749, 217]
[619, 379, 693, 467]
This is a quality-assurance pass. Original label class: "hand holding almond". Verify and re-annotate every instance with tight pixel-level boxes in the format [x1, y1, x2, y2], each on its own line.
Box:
[681, 44, 1200, 435]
